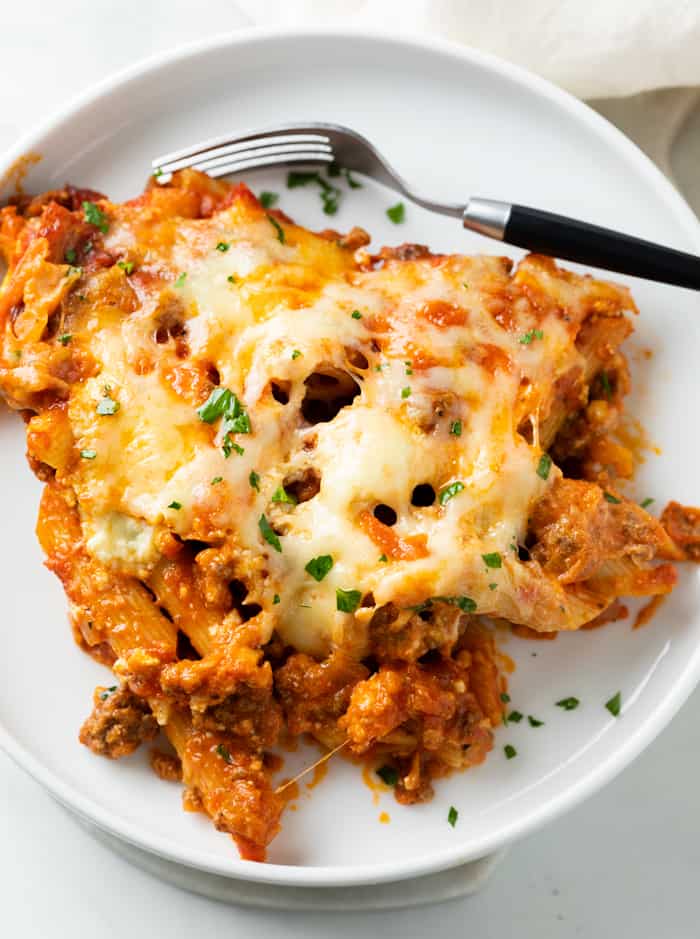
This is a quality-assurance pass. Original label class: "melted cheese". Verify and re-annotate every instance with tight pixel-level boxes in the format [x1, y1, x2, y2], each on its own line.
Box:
[7, 180, 637, 655]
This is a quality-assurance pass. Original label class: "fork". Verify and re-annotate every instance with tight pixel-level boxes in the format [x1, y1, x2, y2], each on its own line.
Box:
[152, 122, 700, 290]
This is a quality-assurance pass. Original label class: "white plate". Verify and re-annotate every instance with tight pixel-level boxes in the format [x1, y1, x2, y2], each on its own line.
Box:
[1, 28, 699, 889]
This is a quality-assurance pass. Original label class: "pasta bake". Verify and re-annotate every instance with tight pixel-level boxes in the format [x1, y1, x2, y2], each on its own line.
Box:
[0, 170, 694, 860]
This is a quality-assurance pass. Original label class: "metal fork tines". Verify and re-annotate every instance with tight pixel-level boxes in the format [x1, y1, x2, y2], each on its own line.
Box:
[153, 130, 333, 180]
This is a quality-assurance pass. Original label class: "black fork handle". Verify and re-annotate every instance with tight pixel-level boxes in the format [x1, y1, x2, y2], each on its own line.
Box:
[463, 198, 700, 290]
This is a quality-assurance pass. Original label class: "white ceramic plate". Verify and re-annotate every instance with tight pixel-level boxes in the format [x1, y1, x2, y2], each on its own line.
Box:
[1, 28, 699, 889]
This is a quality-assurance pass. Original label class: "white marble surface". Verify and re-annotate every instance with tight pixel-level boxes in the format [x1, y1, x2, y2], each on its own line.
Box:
[1, 5, 699, 936]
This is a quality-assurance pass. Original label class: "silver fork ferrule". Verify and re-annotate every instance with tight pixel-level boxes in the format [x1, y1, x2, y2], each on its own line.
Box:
[463, 198, 512, 241]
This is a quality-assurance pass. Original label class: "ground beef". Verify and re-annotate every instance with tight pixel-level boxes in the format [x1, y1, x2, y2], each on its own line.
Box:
[149, 748, 182, 782]
[79, 684, 158, 758]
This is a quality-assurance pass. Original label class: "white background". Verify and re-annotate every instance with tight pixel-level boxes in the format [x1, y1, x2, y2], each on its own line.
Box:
[1, 4, 699, 936]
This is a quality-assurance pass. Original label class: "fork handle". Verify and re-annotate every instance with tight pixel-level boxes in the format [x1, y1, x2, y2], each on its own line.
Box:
[463, 198, 700, 290]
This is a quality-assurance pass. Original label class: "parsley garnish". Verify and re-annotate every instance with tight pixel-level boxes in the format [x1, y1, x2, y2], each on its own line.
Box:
[286, 170, 341, 215]
[409, 595, 476, 614]
[508, 711, 523, 723]
[273, 594, 280, 605]
[249, 470, 260, 491]
[386, 202, 405, 224]
[216, 241, 230, 252]
[536, 453, 552, 480]
[343, 168, 362, 189]
[447, 806, 458, 827]
[603, 492, 621, 504]
[600, 370, 612, 399]
[272, 485, 297, 505]
[96, 395, 120, 416]
[99, 685, 117, 701]
[401, 387, 411, 399]
[82, 200, 109, 234]
[500, 692, 511, 703]
[168, 501, 182, 510]
[197, 387, 251, 457]
[556, 697, 580, 711]
[482, 552, 502, 569]
[226, 441, 245, 457]
[287, 170, 321, 188]
[58, 333, 72, 346]
[528, 715, 544, 727]
[291, 349, 302, 359]
[117, 260, 134, 274]
[80, 448, 97, 460]
[489, 582, 498, 590]
[197, 387, 232, 423]
[379, 554, 388, 563]
[305, 554, 334, 582]
[439, 481, 464, 505]
[153, 167, 163, 178]
[605, 692, 621, 717]
[351, 310, 362, 320]
[65, 248, 77, 264]
[216, 743, 232, 764]
[211, 476, 223, 485]
[376, 765, 398, 786]
[259, 515, 282, 552]
[227, 275, 236, 284]
[336, 588, 362, 613]
[640, 497, 654, 509]
[174, 273, 186, 288]
[267, 214, 285, 243]
[449, 420, 462, 436]
[519, 328, 544, 345]
[504, 744, 517, 760]
[259, 191, 279, 209]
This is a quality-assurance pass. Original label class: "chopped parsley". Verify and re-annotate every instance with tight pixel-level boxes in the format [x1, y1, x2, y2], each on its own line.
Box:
[249, 470, 260, 491]
[556, 697, 580, 711]
[216, 743, 233, 764]
[536, 453, 552, 480]
[174, 273, 187, 288]
[227, 442, 245, 457]
[227, 275, 236, 284]
[197, 387, 233, 423]
[508, 711, 523, 723]
[80, 448, 97, 460]
[603, 492, 621, 504]
[351, 310, 362, 320]
[376, 765, 398, 786]
[489, 582, 498, 590]
[291, 349, 302, 360]
[401, 386, 411, 399]
[305, 554, 334, 582]
[58, 333, 72, 346]
[267, 214, 285, 243]
[259, 191, 279, 209]
[117, 260, 134, 274]
[168, 501, 182, 510]
[600, 370, 612, 399]
[504, 744, 517, 760]
[211, 476, 223, 485]
[500, 692, 511, 703]
[96, 395, 120, 416]
[447, 806, 458, 827]
[336, 587, 362, 613]
[65, 248, 77, 264]
[343, 168, 362, 189]
[286, 170, 341, 215]
[640, 497, 654, 509]
[273, 594, 281, 605]
[605, 692, 622, 717]
[99, 685, 117, 701]
[439, 481, 464, 505]
[287, 170, 322, 188]
[378, 553, 388, 563]
[259, 514, 282, 553]
[449, 420, 462, 437]
[197, 387, 251, 457]
[528, 716, 545, 727]
[482, 552, 502, 569]
[82, 200, 109, 234]
[386, 202, 405, 224]
[519, 328, 544, 345]
[216, 241, 230, 252]
[272, 485, 297, 505]
[153, 167, 163, 178]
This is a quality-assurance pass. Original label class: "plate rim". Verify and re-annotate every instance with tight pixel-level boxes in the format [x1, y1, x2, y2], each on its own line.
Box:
[1, 24, 699, 888]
